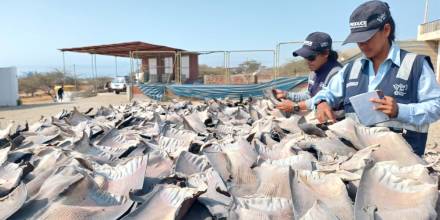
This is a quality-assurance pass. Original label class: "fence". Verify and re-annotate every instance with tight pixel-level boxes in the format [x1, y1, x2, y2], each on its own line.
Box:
[420, 19, 440, 34]
[275, 41, 359, 77]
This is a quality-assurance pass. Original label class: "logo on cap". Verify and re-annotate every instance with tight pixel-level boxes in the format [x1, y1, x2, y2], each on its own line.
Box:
[350, 21, 367, 29]
[303, 41, 313, 47]
[377, 13, 387, 23]
[320, 42, 329, 47]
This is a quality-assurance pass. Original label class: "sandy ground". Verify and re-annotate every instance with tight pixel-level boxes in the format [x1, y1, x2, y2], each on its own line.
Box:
[1, 93, 439, 148]
[427, 121, 440, 149]
[0, 93, 131, 129]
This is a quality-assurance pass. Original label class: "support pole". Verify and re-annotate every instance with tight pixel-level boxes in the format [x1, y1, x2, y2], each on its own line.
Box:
[94, 54, 98, 93]
[176, 52, 180, 84]
[129, 51, 133, 102]
[129, 51, 133, 77]
[136, 57, 140, 82]
[275, 43, 280, 78]
[272, 50, 276, 80]
[90, 54, 95, 92]
[424, 0, 430, 23]
[73, 64, 77, 90]
[225, 52, 231, 84]
[275, 41, 303, 78]
[176, 52, 181, 84]
[437, 41, 440, 83]
[62, 52, 66, 82]
[115, 56, 118, 77]
[223, 51, 227, 84]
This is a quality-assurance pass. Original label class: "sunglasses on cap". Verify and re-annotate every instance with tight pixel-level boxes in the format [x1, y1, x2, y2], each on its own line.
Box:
[305, 54, 316, 61]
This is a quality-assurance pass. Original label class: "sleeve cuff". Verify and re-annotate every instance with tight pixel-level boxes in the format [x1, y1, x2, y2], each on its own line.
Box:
[305, 98, 314, 110]
[396, 103, 412, 123]
[286, 92, 294, 101]
[311, 97, 330, 109]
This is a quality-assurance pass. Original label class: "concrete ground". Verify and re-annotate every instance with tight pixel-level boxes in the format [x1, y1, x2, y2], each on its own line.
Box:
[1, 93, 439, 149]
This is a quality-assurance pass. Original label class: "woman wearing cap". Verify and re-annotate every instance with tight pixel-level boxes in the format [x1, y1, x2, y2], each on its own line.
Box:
[275, 32, 342, 113]
[313, 0, 440, 156]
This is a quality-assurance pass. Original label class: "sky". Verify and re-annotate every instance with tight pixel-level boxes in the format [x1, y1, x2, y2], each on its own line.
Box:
[1, 0, 439, 76]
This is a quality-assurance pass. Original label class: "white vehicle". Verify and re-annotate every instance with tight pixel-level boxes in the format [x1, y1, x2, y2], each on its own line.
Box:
[110, 76, 129, 94]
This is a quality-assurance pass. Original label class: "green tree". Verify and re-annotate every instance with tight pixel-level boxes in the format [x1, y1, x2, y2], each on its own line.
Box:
[18, 69, 76, 96]
[236, 60, 262, 74]
[19, 72, 40, 96]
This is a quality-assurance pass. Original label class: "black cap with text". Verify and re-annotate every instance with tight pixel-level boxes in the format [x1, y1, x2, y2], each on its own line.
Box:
[292, 32, 332, 58]
[343, 0, 391, 44]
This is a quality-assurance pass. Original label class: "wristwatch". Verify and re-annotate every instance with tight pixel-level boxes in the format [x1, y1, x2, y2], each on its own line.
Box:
[292, 103, 300, 112]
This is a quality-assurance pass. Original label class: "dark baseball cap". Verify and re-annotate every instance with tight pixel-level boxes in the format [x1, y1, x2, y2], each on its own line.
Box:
[343, 0, 391, 44]
[292, 32, 332, 58]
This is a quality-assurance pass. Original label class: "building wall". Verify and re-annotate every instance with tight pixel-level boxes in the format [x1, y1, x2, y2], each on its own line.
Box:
[0, 67, 19, 106]
[417, 22, 440, 83]
[204, 72, 275, 85]
[141, 59, 149, 82]
[157, 57, 165, 82]
[189, 54, 199, 82]
[140, 54, 199, 84]
[399, 40, 438, 73]
[400, 40, 439, 83]
[417, 23, 440, 42]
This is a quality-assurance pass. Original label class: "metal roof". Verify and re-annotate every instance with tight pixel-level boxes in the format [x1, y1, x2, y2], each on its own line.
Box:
[59, 41, 186, 57]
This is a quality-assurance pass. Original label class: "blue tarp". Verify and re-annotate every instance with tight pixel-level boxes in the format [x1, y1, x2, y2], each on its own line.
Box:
[137, 84, 166, 100]
[137, 76, 307, 100]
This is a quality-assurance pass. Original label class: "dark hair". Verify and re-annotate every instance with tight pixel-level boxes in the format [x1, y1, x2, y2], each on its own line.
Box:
[328, 50, 338, 61]
[320, 49, 338, 61]
[379, 16, 396, 43]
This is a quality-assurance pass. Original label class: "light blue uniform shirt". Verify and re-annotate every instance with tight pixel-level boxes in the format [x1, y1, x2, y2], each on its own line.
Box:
[286, 85, 312, 109]
[312, 43, 440, 126]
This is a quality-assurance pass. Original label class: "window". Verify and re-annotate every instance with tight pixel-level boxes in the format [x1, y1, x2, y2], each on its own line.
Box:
[148, 58, 157, 75]
[164, 57, 173, 74]
[181, 56, 190, 78]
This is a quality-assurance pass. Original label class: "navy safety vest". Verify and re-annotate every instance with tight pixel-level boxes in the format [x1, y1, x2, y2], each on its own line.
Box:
[308, 60, 342, 97]
[342, 49, 434, 156]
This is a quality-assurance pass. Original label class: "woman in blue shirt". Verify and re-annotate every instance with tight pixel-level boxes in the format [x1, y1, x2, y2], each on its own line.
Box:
[313, 0, 440, 156]
[275, 32, 342, 113]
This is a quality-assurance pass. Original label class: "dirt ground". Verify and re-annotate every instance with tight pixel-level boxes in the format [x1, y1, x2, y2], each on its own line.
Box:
[427, 121, 440, 150]
[1, 93, 439, 148]
[0, 93, 131, 129]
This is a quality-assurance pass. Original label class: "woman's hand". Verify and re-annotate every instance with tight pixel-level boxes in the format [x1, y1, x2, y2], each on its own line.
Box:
[370, 96, 398, 118]
[273, 89, 287, 100]
[316, 101, 336, 123]
[276, 100, 295, 113]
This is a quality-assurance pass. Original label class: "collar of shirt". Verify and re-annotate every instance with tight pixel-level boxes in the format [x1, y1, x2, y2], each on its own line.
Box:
[360, 42, 401, 67]
[358, 42, 401, 91]
[315, 59, 338, 76]
[308, 60, 341, 96]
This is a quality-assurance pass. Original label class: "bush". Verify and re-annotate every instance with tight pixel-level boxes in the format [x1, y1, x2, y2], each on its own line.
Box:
[279, 59, 309, 76]
[19, 70, 81, 96]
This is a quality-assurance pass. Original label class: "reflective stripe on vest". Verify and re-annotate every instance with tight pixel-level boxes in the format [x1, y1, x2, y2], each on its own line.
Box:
[397, 53, 417, 80]
[348, 53, 418, 81]
[345, 53, 428, 133]
[308, 72, 315, 84]
[348, 58, 363, 80]
[324, 66, 342, 86]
